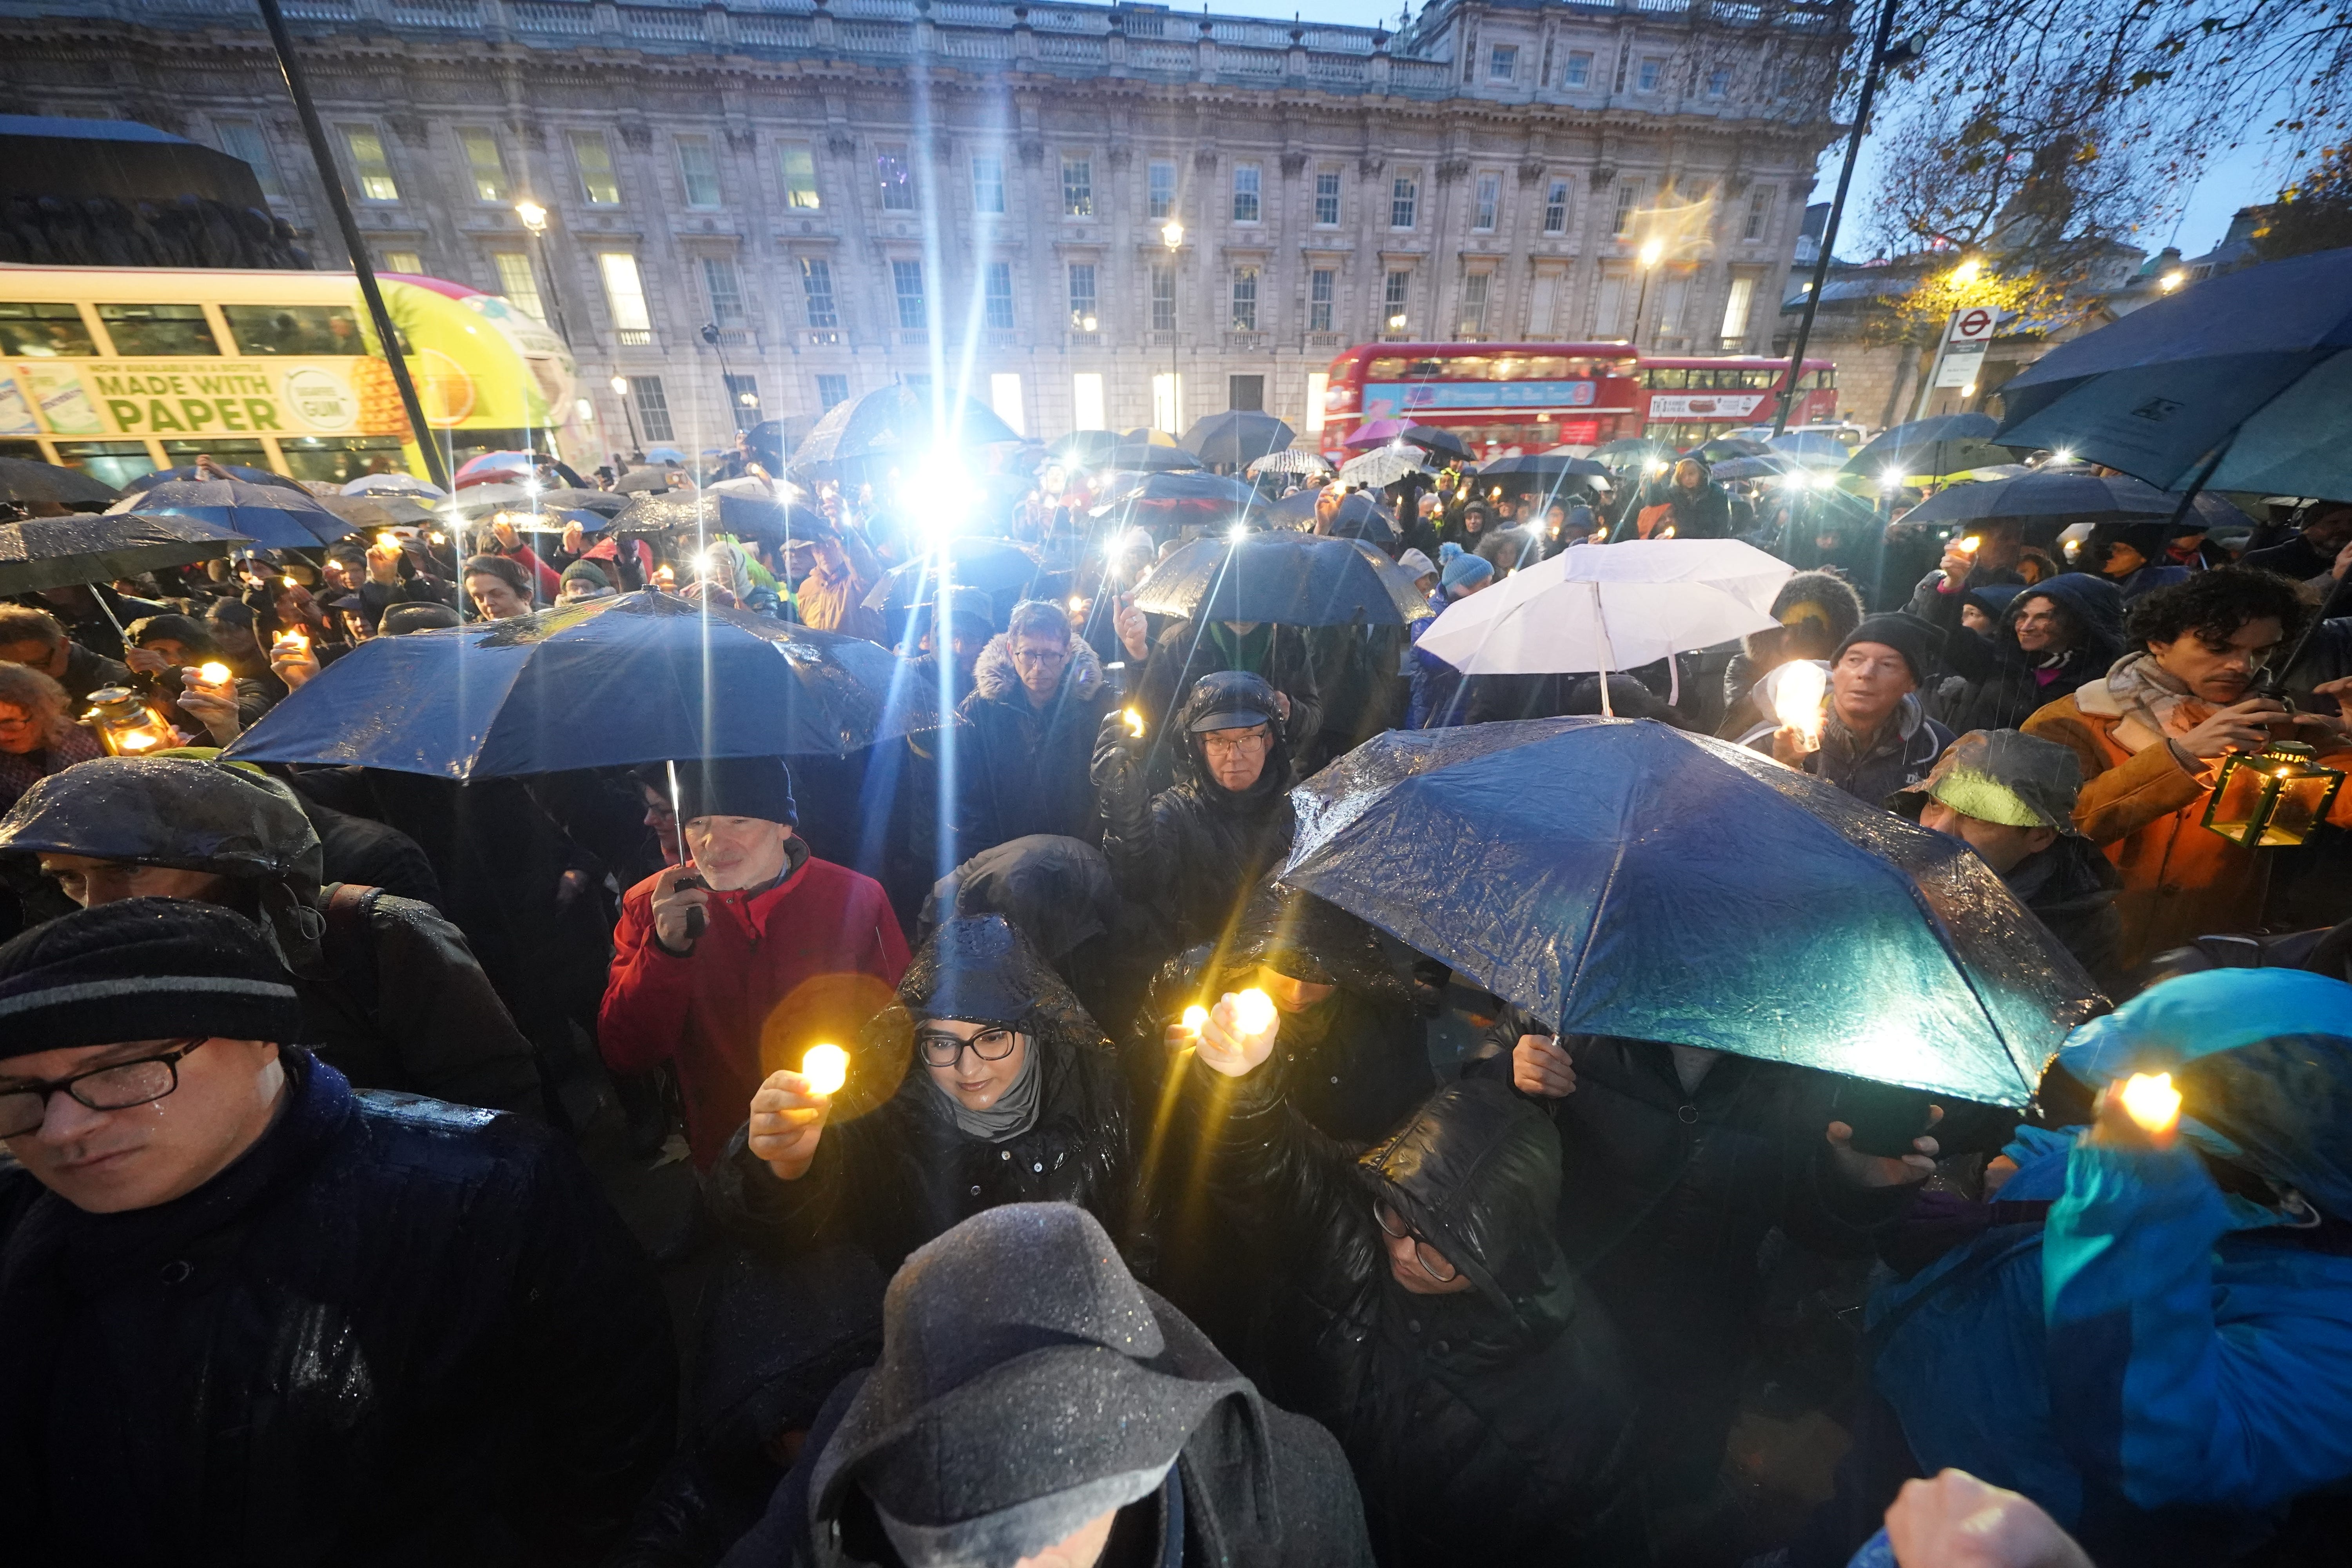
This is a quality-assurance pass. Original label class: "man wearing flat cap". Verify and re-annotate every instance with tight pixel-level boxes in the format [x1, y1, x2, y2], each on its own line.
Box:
[600, 755, 909, 1169]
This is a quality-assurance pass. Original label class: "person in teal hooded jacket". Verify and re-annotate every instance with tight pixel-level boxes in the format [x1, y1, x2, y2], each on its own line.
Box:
[1838, 969, 2352, 1567]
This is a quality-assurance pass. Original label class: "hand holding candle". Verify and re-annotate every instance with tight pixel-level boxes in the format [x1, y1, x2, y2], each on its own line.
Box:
[800, 1043, 849, 1098]
[747, 1054, 842, 1182]
[1165, 1003, 1209, 1052]
[2092, 1070, 2184, 1150]
[1196, 987, 1281, 1078]
[1770, 661, 1829, 760]
[1123, 707, 1147, 739]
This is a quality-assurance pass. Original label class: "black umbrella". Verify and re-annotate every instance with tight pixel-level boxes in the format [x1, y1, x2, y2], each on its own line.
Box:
[0, 512, 251, 596]
[1097, 470, 1259, 521]
[1477, 454, 1612, 481]
[1107, 430, 1204, 474]
[614, 468, 673, 494]
[861, 537, 1045, 613]
[1343, 419, 1474, 461]
[1282, 718, 2101, 1104]
[607, 490, 815, 545]
[1842, 414, 2023, 481]
[1695, 436, 1775, 463]
[1044, 430, 1120, 468]
[122, 463, 311, 495]
[1132, 531, 1429, 627]
[1588, 437, 1682, 472]
[1897, 471, 2253, 529]
[795, 383, 1019, 468]
[1182, 411, 1297, 468]
[0, 456, 118, 509]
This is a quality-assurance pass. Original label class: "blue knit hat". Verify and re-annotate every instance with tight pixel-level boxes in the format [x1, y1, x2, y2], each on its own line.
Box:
[1441, 552, 1495, 594]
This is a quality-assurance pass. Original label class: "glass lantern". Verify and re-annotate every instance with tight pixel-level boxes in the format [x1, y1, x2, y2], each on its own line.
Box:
[82, 686, 178, 756]
[2202, 740, 2346, 848]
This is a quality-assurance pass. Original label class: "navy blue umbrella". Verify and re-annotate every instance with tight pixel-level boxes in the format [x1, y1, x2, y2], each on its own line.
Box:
[1133, 531, 1430, 628]
[122, 463, 311, 495]
[1997, 246, 2352, 495]
[1282, 718, 2101, 1103]
[1842, 414, 2020, 480]
[861, 537, 1045, 614]
[1897, 470, 2252, 528]
[222, 590, 941, 777]
[0, 512, 249, 595]
[795, 384, 1019, 467]
[115, 479, 347, 549]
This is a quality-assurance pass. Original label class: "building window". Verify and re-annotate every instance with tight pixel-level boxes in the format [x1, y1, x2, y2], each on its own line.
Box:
[1062, 156, 1094, 218]
[701, 256, 746, 329]
[1383, 269, 1411, 332]
[1229, 374, 1264, 411]
[571, 130, 620, 205]
[799, 258, 838, 329]
[1308, 268, 1334, 332]
[990, 372, 1025, 437]
[676, 135, 721, 207]
[1563, 49, 1592, 88]
[815, 374, 850, 410]
[1314, 168, 1341, 226]
[877, 145, 916, 212]
[1655, 272, 1689, 336]
[1147, 159, 1176, 219]
[891, 259, 926, 329]
[723, 372, 760, 423]
[1543, 177, 1571, 236]
[1473, 172, 1501, 231]
[597, 252, 652, 336]
[628, 374, 673, 442]
[972, 153, 1005, 215]
[492, 252, 542, 321]
[214, 120, 283, 198]
[1612, 180, 1642, 238]
[1456, 273, 1490, 338]
[1743, 185, 1773, 241]
[1150, 264, 1175, 332]
[382, 250, 422, 274]
[984, 261, 1015, 330]
[1073, 372, 1106, 430]
[1594, 269, 1628, 336]
[1720, 275, 1757, 344]
[1230, 266, 1259, 330]
[1232, 164, 1261, 223]
[1528, 270, 1560, 335]
[339, 125, 398, 201]
[1152, 372, 1181, 432]
[1489, 44, 1518, 81]
[1636, 57, 1664, 93]
[1707, 67, 1732, 98]
[1390, 172, 1418, 229]
[459, 129, 508, 202]
[1067, 263, 1098, 329]
[779, 142, 820, 210]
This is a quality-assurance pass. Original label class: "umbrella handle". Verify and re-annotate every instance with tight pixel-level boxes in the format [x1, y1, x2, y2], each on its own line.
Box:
[1590, 581, 1615, 718]
[666, 759, 695, 873]
[83, 581, 130, 643]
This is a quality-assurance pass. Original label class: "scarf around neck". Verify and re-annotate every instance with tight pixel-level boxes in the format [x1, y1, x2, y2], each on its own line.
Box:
[928, 1032, 1044, 1142]
[2104, 650, 2214, 741]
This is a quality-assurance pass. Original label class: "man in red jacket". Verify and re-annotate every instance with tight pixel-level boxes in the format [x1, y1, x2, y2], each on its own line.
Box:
[599, 755, 907, 1167]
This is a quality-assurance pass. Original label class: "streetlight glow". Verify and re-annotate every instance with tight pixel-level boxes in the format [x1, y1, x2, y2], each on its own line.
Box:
[610, 375, 628, 396]
[1951, 257, 1982, 286]
[1637, 236, 1664, 269]
[514, 199, 548, 234]
[2160, 270, 2187, 292]
[1161, 219, 1184, 249]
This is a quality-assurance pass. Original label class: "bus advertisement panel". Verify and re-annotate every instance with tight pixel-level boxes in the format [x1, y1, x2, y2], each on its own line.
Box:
[1319, 342, 1642, 458]
[0, 265, 591, 485]
[1635, 356, 1836, 442]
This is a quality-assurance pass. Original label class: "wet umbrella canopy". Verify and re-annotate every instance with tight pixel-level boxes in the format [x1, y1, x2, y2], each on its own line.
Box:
[1895, 470, 2253, 529]
[0, 456, 118, 508]
[1131, 532, 1431, 627]
[795, 383, 1020, 468]
[0, 511, 249, 595]
[1182, 410, 1296, 467]
[115, 478, 347, 549]
[222, 589, 941, 778]
[122, 463, 310, 496]
[1282, 718, 2102, 1104]
[861, 536, 1044, 612]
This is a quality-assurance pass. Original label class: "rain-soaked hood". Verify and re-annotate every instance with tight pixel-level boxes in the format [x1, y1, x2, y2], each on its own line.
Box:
[1172, 669, 1296, 806]
[0, 755, 326, 967]
[2058, 969, 2352, 1218]
[1357, 1080, 1574, 1332]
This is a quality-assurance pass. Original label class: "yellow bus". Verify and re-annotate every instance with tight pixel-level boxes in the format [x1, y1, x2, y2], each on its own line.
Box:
[0, 264, 594, 487]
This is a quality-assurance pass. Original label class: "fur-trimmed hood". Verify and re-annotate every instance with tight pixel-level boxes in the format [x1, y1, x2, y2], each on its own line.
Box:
[970, 631, 1104, 706]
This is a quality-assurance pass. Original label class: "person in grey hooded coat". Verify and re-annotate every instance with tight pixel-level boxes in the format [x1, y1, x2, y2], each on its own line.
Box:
[719, 1202, 1374, 1568]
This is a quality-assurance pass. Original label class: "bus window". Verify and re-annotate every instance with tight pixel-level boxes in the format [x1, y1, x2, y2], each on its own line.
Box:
[1646, 368, 1687, 389]
[162, 438, 272, 471]
[1489, 356, 1524, 381]
[0, 439, 45, 462]
[1446, 358, 1490, 381]
[221, 303, 367, 357]
[279, 434, 411, 483]
[1526, 356, 1568, 380]
[1368, 357, 1411, 380]
[53, 439, 159, 487]
[95, 304, 220, 356]
[0, 302, 97, 357]
[1404, 358, 1446, 379]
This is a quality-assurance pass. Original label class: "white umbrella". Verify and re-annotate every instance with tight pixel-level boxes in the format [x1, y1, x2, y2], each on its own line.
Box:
[1339, 447, 1433, 490]
[1416, 538, 1793, 711]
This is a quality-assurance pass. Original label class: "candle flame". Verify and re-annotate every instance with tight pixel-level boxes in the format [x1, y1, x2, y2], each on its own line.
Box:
[375, 531, 398, 550]
[1958, 535, 1982, 554]
[281, 573, 298, 590]
[1180, 1004, 1208, 1033]
[1233, 987, 1278, 1036]
[1123, 707, 1145, 738]
[801, 1043, 849, 1098]
[2120, 1071, 2181, 1134]
[196, 662, 231, 686]
[118, 731, 157, 751]
[1772, 662, 1829, 748]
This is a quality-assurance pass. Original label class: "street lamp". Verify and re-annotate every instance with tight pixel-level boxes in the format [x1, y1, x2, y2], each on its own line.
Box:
[1950, 256, 1983, 287]
[2160, 269, 2187, 292]
[1631, 235, 1666, 350]
[512, 199, 570, 344]
[609, 374, 642, 450]
[700, 321, 751, 433]
[1162, 219, 1183, 435]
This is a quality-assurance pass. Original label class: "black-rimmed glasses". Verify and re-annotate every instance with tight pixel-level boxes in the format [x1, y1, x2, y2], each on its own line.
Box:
[0, 1038, 209, 1139]
[1373, 1198, 1460, 1284]
[916, 1027, 1020, 1069]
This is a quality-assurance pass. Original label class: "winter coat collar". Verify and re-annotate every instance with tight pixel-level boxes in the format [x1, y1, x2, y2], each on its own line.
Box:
[707, 838, 815, 942]
[970, 632, 1104, 708]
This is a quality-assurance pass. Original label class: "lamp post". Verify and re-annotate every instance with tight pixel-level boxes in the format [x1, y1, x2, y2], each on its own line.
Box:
[1161, 218, 1183, 436]
[699, 321, 750, 433]
[512, 199, 570, 345]
[610, 374, 641, 452]
[1631, 235, 1665, 351]
[1772, 0, 1924, 435]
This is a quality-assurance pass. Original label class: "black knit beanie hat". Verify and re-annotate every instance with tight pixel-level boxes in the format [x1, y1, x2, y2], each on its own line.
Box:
[670, 755, 799, 828]
[0, 898, 302, 1060]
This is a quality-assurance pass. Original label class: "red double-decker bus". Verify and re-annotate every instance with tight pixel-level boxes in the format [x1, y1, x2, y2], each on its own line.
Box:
[1635, 355, 1838, 443]
[1317, 342, 1642, 457]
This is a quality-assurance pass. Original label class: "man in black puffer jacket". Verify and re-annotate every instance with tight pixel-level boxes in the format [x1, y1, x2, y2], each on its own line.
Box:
[1091, 669, 1298, 956]
[0, 899, 675, 1566]
[954, 599, 1118, 856]
[1181, 992, 1642, 1568]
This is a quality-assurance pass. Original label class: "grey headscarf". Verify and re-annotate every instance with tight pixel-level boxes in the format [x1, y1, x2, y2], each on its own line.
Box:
[929, 1036, 1043, 1143]
[918, 915, 1045, 1142]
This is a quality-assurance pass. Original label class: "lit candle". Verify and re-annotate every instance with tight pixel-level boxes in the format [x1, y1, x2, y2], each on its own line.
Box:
[801, 1043, 849, 1097]
[1123, 707, 1145, 738]
[1180, 1004, 1207, 1033]
[1957, 535, 1982, 556]
[1232, 987, 1278, 1037]
[1772, 661, 1829, 750]
[281, 573, 298, 590]
[196, 661, 232, 686]
[2120, 1071, 2181, 1135]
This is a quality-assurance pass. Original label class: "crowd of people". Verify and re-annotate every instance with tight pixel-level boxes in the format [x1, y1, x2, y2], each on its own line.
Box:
[2, 432, 2351, 1568]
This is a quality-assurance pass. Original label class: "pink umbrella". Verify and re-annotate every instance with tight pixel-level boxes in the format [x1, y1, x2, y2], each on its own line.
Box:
[1342, 420, 1474, 460]
[453, 450, 536, 490]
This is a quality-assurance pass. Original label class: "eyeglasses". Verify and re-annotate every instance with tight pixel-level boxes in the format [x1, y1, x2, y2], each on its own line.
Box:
[0, 1037, 208, 1139]
[1201, 728, 1272, 756]
[916, 1026, 1020, 1068]
[1372, 1198, 1459, 1283]
[1007, 643, 1069, 665]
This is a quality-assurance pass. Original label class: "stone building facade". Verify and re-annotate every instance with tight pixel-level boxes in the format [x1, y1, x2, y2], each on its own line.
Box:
[0, 0, 1844, 450]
